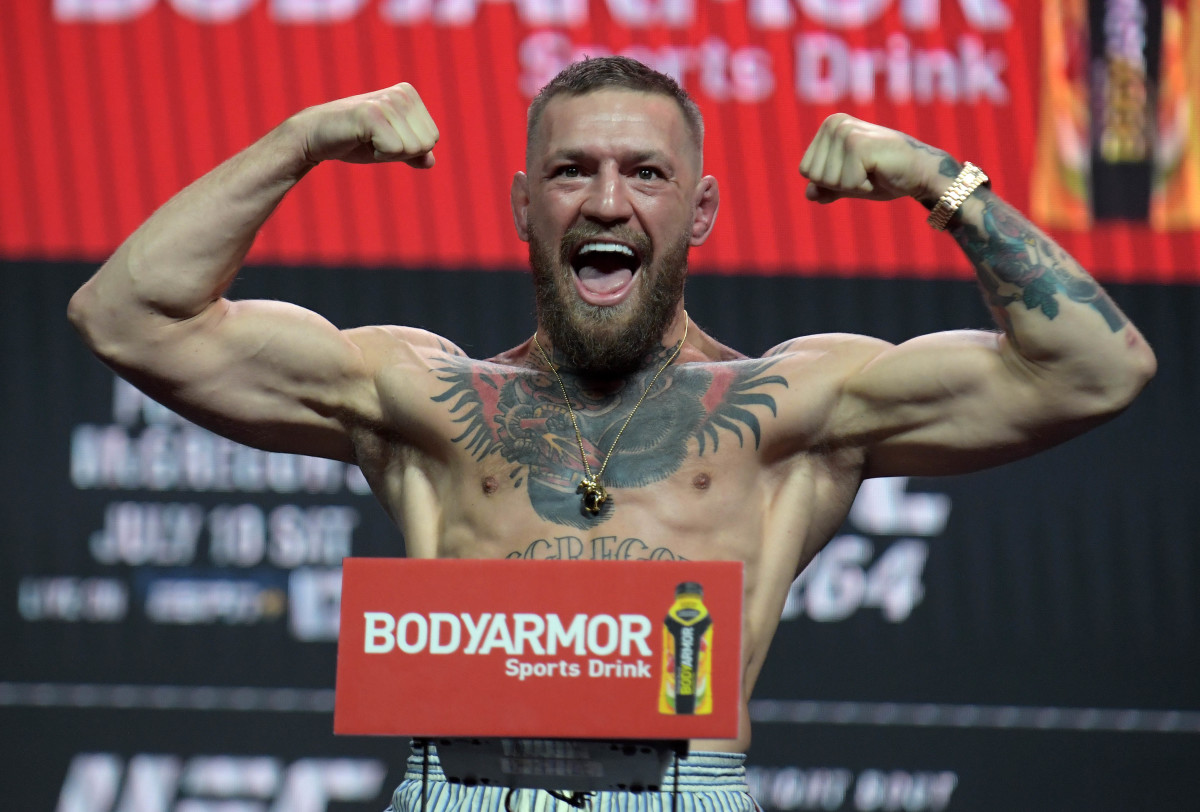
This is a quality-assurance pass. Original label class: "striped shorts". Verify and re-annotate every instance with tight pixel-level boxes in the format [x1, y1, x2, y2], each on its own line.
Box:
[387, 747, 759, 812]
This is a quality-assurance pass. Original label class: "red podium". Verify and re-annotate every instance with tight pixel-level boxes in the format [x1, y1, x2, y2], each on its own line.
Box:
[335, 558, 743, 793]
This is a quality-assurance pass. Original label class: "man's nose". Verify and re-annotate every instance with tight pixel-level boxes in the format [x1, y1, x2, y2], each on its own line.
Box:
[580, 166, 633, 224]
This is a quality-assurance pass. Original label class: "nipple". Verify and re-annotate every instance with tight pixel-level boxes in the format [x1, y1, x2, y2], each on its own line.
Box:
[482, 476, 499, 495]
[692, 473, 711, 491]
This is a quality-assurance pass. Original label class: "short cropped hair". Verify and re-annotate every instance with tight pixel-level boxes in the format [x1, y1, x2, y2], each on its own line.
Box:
[526, 56, 705, 165]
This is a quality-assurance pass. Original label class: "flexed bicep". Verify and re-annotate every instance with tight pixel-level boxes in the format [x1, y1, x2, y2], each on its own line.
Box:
[101, 296, 385, 463]
[69, 81, 446, 462]
[832, 329, 1105, 478]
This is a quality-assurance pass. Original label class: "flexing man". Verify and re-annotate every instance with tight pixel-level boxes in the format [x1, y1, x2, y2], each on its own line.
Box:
[69, 58, 1155, 811]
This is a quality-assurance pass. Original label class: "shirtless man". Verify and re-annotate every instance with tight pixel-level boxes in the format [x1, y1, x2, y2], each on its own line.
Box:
[68, 57, 1155, 811]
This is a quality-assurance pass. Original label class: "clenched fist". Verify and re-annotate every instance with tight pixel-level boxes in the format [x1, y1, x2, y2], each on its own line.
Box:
[799, 113, 949, 205]
[293, 83, 440, 168]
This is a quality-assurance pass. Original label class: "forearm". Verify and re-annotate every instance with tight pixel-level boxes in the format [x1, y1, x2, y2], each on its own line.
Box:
[69, 118, 313, 341]
[799, 116, 1148, 384]
[938, 172, 1156, 402]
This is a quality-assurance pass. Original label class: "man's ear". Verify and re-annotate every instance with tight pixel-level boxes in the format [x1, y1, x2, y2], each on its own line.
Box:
[690, 176, 719, 246]
[511, 171, 530, 242]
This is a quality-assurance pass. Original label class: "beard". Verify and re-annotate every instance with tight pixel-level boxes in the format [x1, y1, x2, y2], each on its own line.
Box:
[529, 222, 689, 377]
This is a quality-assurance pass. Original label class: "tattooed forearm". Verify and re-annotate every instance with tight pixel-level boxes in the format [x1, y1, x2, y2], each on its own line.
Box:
[951, 191, 1128, 332]
[903, 136, 951, 165]
[904, 138, 960, 207]
[934, 156, 961, 195]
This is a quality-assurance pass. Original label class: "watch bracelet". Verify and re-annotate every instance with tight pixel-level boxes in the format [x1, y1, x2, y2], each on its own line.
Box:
[927, 162, 988, 231]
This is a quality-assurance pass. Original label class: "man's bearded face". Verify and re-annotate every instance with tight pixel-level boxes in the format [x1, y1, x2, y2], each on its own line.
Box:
[529, 219, 689, 376]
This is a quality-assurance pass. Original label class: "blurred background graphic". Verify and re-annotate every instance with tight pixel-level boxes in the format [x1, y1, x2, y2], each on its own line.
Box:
[2, 1, 1197, 809]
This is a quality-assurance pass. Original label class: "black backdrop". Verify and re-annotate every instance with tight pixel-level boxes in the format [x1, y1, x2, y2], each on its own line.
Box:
[2, 261, 1197, 811]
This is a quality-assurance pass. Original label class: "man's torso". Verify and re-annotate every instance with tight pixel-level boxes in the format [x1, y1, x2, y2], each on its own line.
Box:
[348, 334, 868, 750]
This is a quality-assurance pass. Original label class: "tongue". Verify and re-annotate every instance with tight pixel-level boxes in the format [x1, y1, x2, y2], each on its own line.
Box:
[577, 266, 633, 294]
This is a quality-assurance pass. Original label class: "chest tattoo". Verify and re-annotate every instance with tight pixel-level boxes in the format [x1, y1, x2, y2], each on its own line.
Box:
[431, 358, 786, 528]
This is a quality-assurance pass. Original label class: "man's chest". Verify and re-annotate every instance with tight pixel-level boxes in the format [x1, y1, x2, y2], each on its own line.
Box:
[390, 355, 792, 506]
[368, 352, 848, 558]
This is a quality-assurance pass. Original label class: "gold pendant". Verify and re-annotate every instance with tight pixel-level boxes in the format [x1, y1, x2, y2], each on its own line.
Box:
[577, 477, 608, 516]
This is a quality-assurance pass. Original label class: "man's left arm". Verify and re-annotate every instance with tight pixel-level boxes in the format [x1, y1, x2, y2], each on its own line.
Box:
[798, 114, 1157, 477]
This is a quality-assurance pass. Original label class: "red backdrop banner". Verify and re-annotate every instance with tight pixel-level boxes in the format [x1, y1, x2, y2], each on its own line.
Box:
[2, 0, 1198, 281]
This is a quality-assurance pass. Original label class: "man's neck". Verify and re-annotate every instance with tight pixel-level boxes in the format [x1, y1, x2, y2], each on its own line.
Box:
[531, 309, 691, 378]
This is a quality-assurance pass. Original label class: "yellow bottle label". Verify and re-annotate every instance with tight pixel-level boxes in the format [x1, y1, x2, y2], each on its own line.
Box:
[659, 588, 712, 715]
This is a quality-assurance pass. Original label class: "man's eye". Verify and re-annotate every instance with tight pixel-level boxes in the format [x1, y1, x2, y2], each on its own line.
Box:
[637, 168, 662, 181]
[556, 166, 580, 178]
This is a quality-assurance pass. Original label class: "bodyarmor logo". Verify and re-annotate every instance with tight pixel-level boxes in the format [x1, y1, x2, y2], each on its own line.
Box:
[56, 753, 387, 812]
[363, 611, 654, 657]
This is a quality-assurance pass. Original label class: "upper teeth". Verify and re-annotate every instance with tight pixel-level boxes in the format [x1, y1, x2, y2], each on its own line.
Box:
[578, 242, 634, 257]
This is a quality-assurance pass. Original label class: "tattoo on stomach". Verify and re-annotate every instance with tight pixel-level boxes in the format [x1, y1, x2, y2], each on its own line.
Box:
[506, 535, 689, 561]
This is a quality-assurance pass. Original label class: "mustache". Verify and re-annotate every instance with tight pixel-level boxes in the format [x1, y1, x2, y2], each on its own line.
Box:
[558, 223, 652, 266]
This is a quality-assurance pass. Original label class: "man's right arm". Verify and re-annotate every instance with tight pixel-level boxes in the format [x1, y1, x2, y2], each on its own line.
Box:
[68, 83, 440, 462]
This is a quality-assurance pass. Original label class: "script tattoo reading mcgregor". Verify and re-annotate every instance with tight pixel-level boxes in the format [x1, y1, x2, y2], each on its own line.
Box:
[432, 355, 786, 528]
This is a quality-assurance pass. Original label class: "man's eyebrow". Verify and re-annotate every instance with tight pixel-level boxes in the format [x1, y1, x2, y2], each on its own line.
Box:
[547, 148, 674, 166]
[547, 149, 590, 164]
[625, 149, 672, 166]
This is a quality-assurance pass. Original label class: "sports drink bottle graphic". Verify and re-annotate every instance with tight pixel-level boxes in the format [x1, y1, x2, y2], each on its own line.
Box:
[1087, 0, 1163, 221]
[659, 582, 713, 715]
[1032, 0, 1200, 229]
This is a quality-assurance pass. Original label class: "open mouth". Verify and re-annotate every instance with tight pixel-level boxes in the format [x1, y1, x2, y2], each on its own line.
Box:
[570, 240, 643, 302]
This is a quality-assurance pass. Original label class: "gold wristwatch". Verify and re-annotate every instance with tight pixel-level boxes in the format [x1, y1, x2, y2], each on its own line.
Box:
[927, 162, 989, 231]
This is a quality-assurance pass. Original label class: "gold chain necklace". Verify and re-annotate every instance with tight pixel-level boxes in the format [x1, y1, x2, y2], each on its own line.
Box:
[532, 312, 689, 517]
